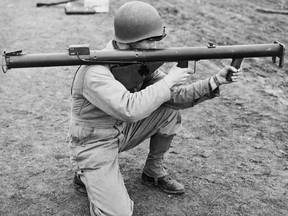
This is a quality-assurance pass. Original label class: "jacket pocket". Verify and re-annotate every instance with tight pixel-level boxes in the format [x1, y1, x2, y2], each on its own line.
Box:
[70, 123, 94, 145]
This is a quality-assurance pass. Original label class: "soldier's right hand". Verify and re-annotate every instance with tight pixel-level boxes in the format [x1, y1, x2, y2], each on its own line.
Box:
[163, 65, 193, 88]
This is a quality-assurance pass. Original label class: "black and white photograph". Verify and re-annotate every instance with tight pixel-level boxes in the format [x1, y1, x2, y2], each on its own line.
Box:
[0, 0, 287, 215]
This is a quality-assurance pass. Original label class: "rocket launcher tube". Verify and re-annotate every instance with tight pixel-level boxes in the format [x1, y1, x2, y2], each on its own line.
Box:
[2, 42, 285, 73]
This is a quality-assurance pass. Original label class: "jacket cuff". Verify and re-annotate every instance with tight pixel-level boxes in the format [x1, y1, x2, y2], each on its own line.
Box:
[209, 79, 220, 97]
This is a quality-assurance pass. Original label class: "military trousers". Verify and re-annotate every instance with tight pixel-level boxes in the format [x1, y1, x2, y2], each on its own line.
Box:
[72, 105, 181, 216]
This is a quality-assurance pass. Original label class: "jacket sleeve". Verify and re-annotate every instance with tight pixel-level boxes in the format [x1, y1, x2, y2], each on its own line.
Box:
[143, 69, 220, 109]
[164, 78, 220, 109]
[82, 65, 171, 122]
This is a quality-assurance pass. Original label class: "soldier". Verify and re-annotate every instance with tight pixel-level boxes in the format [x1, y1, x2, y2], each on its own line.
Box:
[69, 1, 242, 215]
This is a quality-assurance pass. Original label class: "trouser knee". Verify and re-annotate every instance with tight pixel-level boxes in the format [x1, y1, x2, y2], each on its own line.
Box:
[82, 160, 134, 216]
[157, 106, 181, 136]
[119, 106, 181, 152]
[90, 200, 133, 216]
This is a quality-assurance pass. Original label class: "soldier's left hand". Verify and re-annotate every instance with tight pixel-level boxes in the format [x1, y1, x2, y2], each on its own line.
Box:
[216, 66, 243, 85]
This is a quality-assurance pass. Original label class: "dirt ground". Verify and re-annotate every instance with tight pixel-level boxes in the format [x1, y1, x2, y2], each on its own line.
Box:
[0, 0, 288, 215]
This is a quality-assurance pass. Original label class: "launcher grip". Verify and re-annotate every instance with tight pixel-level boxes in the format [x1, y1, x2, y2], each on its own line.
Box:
[231, 58, 243, 69]
[226, 58, 243, 81]
[177, 61, 188, 68]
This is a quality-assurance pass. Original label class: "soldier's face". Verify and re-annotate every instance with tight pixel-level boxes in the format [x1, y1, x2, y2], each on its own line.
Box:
[131, 39, 158, 49]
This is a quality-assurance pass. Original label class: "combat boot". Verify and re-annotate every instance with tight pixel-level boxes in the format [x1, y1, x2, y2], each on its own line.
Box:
[142, 173, 185, 194]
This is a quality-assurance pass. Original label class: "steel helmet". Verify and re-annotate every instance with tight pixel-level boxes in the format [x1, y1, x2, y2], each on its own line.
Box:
[113, 1, 166, 43]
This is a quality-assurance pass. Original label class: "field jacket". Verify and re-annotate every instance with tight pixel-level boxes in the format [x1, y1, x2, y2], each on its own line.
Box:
[70, 41, 219, 127]
[69, 41, 219, 170]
